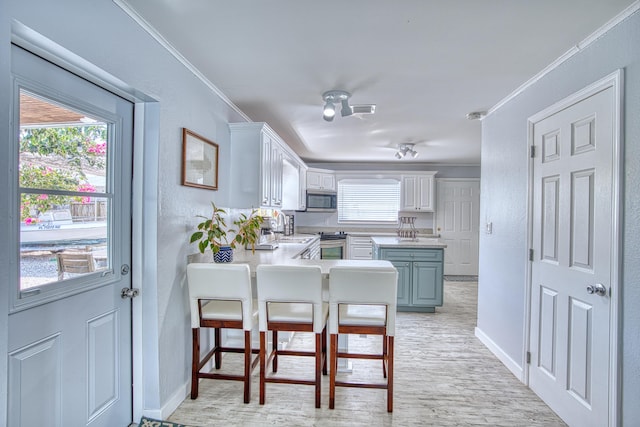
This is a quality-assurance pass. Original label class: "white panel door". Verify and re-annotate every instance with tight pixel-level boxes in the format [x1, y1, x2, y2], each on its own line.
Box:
[529, 79, 618, 426]
[436, 180, 480, 275]
[8, 46, 133, 427]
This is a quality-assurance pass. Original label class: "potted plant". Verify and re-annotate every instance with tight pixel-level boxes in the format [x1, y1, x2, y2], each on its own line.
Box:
[190, 202, 262, 262]
[232, 210, 263, 254]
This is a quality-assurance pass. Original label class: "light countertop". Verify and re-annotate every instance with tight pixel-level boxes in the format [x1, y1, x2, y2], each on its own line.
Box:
[371, 236, 447, 248]
[189, 234, 392, 276]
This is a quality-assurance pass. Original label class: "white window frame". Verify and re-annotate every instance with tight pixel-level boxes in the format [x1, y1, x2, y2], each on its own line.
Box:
[337, 178, 400, 224]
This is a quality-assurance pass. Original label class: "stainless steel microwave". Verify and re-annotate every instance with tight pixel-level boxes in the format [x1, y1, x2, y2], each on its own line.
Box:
[305, 190, 337, 212]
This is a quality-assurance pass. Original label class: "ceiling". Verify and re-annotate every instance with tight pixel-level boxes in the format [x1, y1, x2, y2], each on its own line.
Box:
[122, 0, 634, 165]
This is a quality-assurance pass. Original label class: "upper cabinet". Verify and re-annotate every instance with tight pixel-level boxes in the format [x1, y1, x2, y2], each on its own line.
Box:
[400, 172, 437, 212]
[282, 153, 307, 211]
[307, 168, 336, 191]
[229, 122, 304, 209]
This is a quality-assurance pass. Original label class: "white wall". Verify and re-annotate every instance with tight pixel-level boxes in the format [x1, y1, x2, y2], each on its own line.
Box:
[477, 8, 640, 424]
[1, 0, 250, 418]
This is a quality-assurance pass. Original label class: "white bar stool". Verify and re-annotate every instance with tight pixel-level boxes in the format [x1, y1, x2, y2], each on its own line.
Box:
[256, 264, 328, 408]
[186, 263, 259, 403]
[328, 265, 398, 412]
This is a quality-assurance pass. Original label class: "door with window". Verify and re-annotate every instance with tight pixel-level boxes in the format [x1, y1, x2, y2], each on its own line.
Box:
[8, 46, 134, 427]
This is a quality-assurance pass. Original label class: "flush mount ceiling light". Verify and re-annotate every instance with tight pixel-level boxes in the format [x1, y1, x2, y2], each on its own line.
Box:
[322, 90, 376, 122]
[395, 143, 418, 159]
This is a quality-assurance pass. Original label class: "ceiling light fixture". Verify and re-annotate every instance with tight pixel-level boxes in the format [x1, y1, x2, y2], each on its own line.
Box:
[323, 101, 336, 121]
[395, 143, 418, 159]
[322, 90, 376, 121]
[322, 90, 351, 121]
[340, 98, 353, 117]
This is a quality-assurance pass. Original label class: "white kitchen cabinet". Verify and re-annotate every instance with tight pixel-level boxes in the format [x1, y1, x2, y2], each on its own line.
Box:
[307, 168, 335, 191]
[270, 142, 283, 207]
[298, 163, 308, 211]
[229, 122, 292, 208]
[282, 154, 307, 211]
[348, 236, 373, 259]
[400, 172, 437, 212]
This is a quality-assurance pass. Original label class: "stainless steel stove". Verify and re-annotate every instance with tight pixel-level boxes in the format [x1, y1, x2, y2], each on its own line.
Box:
[318, 231, 348, 240]
[319, 232, 348, 259]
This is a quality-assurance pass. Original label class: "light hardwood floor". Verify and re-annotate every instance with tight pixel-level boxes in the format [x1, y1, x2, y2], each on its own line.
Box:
[168, 280, 566, 426]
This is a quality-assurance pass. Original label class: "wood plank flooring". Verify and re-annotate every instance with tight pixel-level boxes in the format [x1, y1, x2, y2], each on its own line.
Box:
[168, 280, 566, 426]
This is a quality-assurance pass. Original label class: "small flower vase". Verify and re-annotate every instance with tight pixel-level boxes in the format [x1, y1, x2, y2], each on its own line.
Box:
[213, 246, 234, 263]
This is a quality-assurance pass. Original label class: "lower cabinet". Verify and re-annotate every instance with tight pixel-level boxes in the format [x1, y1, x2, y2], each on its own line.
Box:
[375, 246, 444, 312]
[348, 236, 373, 259]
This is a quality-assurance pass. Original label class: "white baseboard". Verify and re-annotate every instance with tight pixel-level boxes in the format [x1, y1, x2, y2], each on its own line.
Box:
[474, 326, 525, 383]
[159, 381, 190, 420]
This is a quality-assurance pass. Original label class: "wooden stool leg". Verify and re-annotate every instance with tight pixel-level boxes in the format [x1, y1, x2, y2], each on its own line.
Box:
[382, 333, 388, 378]
[243, 330, 251, 404]
[272, 330, 278, 372]
[260, 331, 266, 405]
[322, 326, 328, 375]
[214, 328, 222, 369]
[315, 332, 322, 408]
[387, 336, 394, 413]
[329, 333, 338, 409]
[191, 328, 199, 399]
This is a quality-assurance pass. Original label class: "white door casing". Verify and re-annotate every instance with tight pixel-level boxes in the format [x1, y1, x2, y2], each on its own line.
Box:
[527, 71, 621, 427]
[8, 46, 134, 427]
[436, 179, 480, 275]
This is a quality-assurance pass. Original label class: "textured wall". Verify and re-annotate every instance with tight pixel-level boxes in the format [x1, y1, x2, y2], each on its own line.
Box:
[478, 9, 640, 424]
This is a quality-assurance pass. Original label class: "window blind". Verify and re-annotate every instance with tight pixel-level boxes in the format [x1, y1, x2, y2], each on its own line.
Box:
[338, 179, 400, 223]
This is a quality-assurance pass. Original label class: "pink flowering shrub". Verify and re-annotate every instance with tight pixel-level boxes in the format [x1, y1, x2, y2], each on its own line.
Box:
[77, 183, 96, 204]
[86, 141, 107, 155]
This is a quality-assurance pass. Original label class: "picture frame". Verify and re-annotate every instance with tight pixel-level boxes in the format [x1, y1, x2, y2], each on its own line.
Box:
[182, 128, 219, 190]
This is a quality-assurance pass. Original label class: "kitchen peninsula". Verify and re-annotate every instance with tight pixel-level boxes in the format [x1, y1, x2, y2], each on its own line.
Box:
[231, 234, 393, 280]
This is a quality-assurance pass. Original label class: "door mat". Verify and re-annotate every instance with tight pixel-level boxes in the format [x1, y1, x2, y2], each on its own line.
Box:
[444, 275, 478, 282]
[138, 416, 197, 427]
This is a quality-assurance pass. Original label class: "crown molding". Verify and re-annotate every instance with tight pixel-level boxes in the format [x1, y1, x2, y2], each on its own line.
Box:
[487, 1, 640, 117]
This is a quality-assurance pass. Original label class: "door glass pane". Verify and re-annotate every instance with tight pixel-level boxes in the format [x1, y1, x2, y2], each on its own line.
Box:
[19, 90, 110, 290]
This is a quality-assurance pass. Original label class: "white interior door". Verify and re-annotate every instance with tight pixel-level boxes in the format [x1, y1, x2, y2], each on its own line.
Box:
[8, 45, 134, 427]
[436, 179, 480, 275]
[529, 75, 619, 427]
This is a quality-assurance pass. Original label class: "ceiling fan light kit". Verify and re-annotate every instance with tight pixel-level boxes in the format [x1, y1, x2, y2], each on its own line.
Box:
[351, 105, 376, 114]
[340, 99, 353, 117]
[321, 89, 376, 121]
[323, 101, 336, 121]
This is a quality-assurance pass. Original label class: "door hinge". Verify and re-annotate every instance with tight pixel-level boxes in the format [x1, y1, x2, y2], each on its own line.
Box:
[530, 145, 536, 158]
[529, 249, 534, 261]
[526, 351, 531, 364]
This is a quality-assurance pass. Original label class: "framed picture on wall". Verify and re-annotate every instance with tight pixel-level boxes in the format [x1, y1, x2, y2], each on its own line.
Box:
[182, 128, 218, 190]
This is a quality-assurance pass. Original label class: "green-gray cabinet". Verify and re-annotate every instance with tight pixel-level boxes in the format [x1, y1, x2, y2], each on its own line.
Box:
[374, 245, 444, 312]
